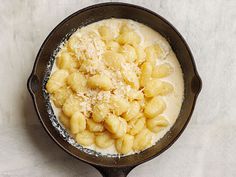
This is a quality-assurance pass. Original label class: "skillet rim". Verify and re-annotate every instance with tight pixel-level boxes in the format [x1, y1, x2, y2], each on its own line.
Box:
[27, 2, 202, 168]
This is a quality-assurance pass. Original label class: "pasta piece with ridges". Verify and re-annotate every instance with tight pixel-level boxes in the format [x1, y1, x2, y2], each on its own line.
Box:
[115, 134, 134, 154]
[52, 86, 72, 108]
[98, 26, 115, 41]
[87, 119, 104, 132]
[144, 79, 174, 97]
[92, 102, 110, 123]
[76, 130, 95, 146]
[120, 44, 137, 62]
[139, 62, 153, 87]
[67, 72, 87, 93]
[128, 117, 145, 136]
[123, 101, 140, 121]
[144, 96, 166, 119]
[95, 132, 114, 148]
[56, 52, 79, 71]
[102, 51, 125, 69]
[110, 95, 130, 116]
[58, 112, 70, 129]
[87, 74, 113, 91]
[62, 95, 82, 117]
[70, 111, 86, 134]
[133, 129, 153, 151]
[147, 115, 169, 133]
[152, 63, 173, 78]
[46, 70, 69, 93]
[117, 31, 141, 46]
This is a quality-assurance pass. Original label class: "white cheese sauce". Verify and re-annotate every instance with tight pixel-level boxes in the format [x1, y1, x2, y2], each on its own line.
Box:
[50, 18, 184, 156]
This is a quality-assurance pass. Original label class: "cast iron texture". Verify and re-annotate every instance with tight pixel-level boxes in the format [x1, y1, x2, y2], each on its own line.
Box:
[27, 2, 202, 177]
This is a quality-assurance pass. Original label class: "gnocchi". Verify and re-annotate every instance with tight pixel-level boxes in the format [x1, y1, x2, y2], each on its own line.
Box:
[104, 114, 127, 138]
[87, 74, 113, 91]
[123, 101, 140, 121]
[62, 95, 82, 117]
[110, 95, 129, 116]
[95, 132, 114, 148]
[147, 116, 169, 133]
[58, 112, 70, 128]
[115, 134, 134, 154]
[112, 117, 127, 138]
[67, 36, 78, 52]
[79, 59, 99, 73]
[145, 44, 163, 67]
[120, 44, 137, 63]
[98, 26, 115, 41]
[70, 111, 86, 134]
[52, 86, 72, 108]
[135, 46, 146, 65]
[46, 70, 69, 93]
[127, 89, 144, 101]
[104, 114, 120, 134]
[46, 19, 184, 155]
[102, 51, 125, 69]
[152, 63, 173, 78]
[144, 79, 174, 97]
[117, 31, 141, 46]
[56, 52, 78, 71]
[128, 116, 145, 135]
[87, 119, 104, 132]
[67, 72, 87, 93]
[133, 129, 153, 151]
[76, 130, 94, 146]
[92, 102, 110, 122]
[119, 23, 132, 34]
[139, 62, 153, 87]
[121, 69, 139, 90]
[106, 41, 120, 51]
[144, 96, 166, 118]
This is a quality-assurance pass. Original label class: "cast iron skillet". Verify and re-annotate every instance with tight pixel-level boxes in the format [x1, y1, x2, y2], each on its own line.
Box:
[27, 2, 202, 177]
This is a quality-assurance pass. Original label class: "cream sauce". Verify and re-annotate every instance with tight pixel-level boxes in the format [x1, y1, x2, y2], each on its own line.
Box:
[50, 18, 184, 156]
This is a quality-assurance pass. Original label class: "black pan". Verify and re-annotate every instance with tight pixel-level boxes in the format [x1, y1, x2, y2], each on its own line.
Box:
[27, 3, 202, 177]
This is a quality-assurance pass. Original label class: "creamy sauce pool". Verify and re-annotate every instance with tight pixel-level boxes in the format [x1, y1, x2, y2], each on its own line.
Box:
[50, 19, 184, 156]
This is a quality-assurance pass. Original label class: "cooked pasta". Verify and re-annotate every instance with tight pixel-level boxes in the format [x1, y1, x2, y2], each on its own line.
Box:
[46, 18, 184, 155]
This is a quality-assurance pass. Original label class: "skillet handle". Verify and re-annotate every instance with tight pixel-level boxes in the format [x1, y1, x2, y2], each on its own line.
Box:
[191, 74, 202, 94]
[93, 166, 135, 177]
[27, 73, 40, 96]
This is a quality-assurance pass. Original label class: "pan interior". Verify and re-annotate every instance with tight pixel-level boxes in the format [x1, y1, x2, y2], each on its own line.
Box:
[32, 3, 200, 167]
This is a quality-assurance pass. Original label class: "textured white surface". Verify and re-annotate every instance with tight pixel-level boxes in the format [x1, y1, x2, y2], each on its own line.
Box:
[0, 0, 236, 177]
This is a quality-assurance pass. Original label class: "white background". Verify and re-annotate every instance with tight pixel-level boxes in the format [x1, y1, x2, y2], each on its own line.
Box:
[0, 0, 236, 177]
